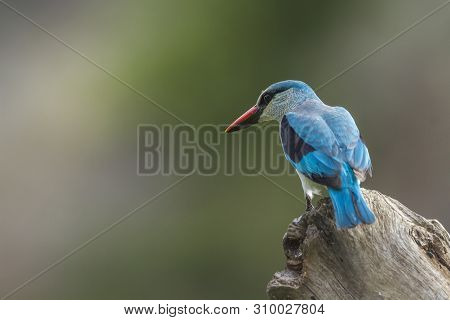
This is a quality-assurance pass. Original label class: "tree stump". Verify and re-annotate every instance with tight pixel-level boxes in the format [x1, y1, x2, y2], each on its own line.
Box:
[267, 189, 450, 299]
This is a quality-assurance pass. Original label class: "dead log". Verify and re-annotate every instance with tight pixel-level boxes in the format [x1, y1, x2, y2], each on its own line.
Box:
[267, 189, 450, 299]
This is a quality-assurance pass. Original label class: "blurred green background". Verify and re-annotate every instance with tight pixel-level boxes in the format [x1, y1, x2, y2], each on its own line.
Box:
[1, 0, 449, 299]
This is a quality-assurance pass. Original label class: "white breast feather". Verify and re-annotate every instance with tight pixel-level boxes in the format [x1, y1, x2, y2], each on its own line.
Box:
[297, 171, 322, 199]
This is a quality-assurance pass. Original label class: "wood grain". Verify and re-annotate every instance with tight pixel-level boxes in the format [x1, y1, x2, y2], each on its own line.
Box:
[267, 189, 450, 299]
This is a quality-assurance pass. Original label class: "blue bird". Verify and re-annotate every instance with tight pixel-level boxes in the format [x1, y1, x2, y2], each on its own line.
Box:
[225, 80, 375, 229]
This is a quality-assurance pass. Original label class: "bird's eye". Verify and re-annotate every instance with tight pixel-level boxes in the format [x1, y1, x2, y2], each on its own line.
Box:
[263, 94, 271, 104]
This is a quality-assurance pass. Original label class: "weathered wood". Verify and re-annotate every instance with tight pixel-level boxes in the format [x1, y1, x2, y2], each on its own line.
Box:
[267, 189, 450, 299]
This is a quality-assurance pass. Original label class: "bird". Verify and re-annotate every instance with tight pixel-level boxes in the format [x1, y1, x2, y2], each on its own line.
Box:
[225, 80, 375, 229]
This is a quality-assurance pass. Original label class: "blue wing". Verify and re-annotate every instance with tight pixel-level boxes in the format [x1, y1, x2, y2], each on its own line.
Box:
[322, 107, 372, 178]
[280, 113, 342, 188]
[280, 107, 372, 187]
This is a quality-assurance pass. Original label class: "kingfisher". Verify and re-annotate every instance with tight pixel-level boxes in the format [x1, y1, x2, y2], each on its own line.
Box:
[225, 80, 375, 229]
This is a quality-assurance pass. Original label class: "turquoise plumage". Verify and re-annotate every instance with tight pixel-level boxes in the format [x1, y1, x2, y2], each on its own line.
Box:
[226, 80, 376, 229]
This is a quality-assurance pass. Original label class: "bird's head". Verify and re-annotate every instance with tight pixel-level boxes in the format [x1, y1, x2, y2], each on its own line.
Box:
[225, 80, 319, 133]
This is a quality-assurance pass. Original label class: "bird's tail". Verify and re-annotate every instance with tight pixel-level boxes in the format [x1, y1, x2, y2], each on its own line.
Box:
[328, 185, 376, 229]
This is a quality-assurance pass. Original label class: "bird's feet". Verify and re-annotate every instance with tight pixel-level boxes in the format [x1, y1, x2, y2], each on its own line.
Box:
[305, 194, 314, 212]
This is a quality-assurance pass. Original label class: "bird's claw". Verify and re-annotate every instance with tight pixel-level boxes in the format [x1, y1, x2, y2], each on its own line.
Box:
[305, 195, 314, 212]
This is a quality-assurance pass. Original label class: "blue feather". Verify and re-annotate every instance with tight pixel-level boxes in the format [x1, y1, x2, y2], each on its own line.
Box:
[328, 165, 375, 228]
[275, 86, 376, 229]
[299, 151, 340, 177]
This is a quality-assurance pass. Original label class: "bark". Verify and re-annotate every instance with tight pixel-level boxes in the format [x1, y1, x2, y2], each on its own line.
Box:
[267, 189, 450, 300]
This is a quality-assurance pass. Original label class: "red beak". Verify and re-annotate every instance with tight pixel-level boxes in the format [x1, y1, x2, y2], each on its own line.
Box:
[225, 105, 260, 133]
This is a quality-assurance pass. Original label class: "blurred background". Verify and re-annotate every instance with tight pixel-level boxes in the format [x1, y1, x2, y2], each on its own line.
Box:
[0, 0, 449, 299]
